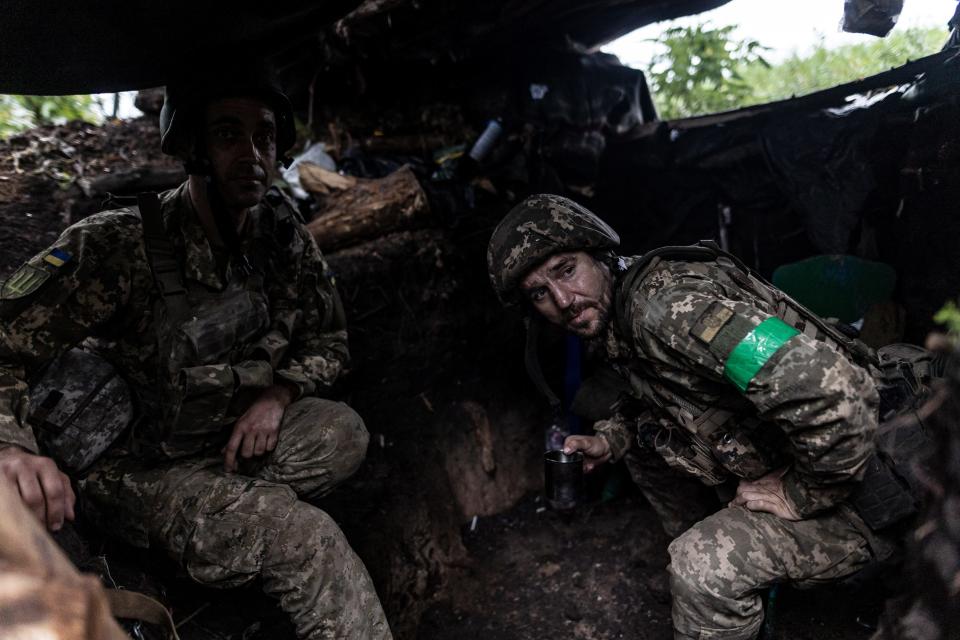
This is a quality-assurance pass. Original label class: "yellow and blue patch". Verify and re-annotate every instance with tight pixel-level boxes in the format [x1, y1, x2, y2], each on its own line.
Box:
[43, 248, 72, 268]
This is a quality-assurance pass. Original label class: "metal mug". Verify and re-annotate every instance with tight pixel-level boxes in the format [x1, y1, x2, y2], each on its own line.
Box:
[544, 450, 584, 510]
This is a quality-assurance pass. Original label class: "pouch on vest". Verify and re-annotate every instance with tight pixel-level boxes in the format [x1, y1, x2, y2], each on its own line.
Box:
[848, 412, 929, 531]
[850, 344, 938, 531]
[653, 425, 730, 486]
[875, 342, 940, 417]
[28, 348, 133, 475]
[700, 416, 788, 481]
[159, 288, 271, 457]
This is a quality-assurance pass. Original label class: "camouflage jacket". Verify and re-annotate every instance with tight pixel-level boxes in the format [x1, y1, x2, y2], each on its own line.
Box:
[0, 182, 348, 458]
[592, 256, 879, 518]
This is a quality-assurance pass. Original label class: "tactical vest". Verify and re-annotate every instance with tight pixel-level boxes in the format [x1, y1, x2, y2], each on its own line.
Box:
[611, 241, 935, 529]
[134, 190, 299, 458]
[24, 188, 328, 467]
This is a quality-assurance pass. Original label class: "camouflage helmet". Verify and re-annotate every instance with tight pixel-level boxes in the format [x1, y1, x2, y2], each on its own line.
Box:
[160, 59, 297, 162]
[487, 193, 620, 307]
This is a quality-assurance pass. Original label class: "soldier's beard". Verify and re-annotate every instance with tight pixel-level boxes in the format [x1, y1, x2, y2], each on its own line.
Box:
[564, 289, 612, 339]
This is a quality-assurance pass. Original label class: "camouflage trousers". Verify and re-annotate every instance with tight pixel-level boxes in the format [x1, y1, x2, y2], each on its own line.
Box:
[80, 397, 393, 640]
[668, 504, 889, 640]
[623, 449, 721, 537]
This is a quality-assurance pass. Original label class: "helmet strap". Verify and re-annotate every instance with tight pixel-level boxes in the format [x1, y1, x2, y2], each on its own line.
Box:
[524, 315, 562, 412]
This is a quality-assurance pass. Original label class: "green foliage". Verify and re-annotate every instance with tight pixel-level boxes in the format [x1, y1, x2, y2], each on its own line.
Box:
[646, 24, 949, 119]
[647, 23, 770, 120]
[934, 299, 960, 340]
[0, 96, 31, 138]
[740, 27, 949, 106]
[0, 94, 101, 138]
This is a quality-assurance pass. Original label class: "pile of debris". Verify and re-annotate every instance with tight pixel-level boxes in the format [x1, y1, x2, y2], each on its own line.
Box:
[0, 117, 181, 275]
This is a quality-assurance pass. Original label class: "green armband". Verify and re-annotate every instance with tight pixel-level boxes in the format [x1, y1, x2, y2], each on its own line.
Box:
[723, 318, 799, 391]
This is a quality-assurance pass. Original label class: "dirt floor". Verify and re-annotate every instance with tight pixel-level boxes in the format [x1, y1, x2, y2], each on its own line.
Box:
[415, 483, 889, 640]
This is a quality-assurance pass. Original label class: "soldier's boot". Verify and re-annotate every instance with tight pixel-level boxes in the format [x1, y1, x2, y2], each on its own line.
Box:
[667, 505, 877, 640]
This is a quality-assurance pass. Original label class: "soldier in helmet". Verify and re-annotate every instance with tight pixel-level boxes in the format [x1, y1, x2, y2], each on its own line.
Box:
[487, 194, 928, 639]
[0, 61, 392, 639]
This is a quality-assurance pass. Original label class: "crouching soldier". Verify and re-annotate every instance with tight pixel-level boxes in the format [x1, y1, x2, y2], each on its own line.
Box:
[0, 60, 392, 639]
[486, 194, 935, 639]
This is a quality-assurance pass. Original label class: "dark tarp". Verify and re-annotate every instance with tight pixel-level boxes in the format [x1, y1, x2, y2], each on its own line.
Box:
[597, 49, 960, 261]
[761, 108, 882, 254]
[593, 48, 960, 341]
[0, 0, 731, 95]
[0, 1, 362, 94]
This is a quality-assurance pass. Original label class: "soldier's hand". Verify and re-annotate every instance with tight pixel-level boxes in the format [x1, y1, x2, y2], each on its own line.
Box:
[223, 384, 294, 472]
[0, 445, 76, 531]
[562, 435, 612, 473]
[730, 467, 801, 521]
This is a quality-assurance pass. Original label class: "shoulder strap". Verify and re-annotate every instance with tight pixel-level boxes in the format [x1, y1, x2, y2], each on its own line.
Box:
[614, 242, 724, 336]
[264, 185, 304, 224]
[137, 192, 190, 324]
[105, 588, 180, 639]
[524, 315, 562, 413]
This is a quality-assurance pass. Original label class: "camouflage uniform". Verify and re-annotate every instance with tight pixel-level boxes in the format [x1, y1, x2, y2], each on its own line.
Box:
[0, 183, 392, 639]
[487, 195, 901, 640]
[594, 256, 895, 639]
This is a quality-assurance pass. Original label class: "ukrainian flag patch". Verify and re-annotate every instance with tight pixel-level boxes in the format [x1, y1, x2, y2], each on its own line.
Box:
[43, 248, 71, 267]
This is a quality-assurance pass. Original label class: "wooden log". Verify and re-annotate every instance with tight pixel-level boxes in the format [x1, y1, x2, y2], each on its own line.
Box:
[303, 164, 433, 252]
[327, 229, 446, 283]
[298, 163, 357, 194]
[76, 166, 185, 198]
